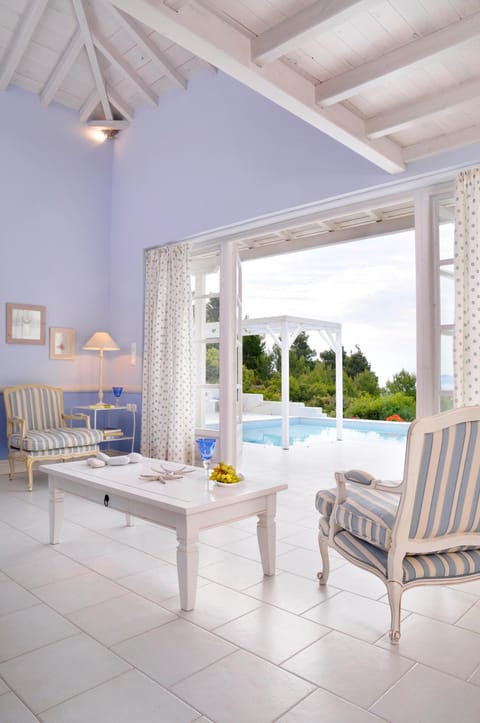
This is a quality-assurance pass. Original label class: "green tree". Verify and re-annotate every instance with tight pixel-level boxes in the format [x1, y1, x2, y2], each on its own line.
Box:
[385, 369, 416, 399]
[344, 345, 371, 378]
[243, 334, 271, 382]
[205, 345, 219, 383]
[353, 369, 380, 396]
[291, 332, 316, 368]
[319, 347, 346, 371]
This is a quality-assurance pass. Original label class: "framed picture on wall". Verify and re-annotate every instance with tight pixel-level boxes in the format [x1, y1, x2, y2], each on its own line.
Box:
[6, 303, 46, 345]
[50, 327, 75, 360]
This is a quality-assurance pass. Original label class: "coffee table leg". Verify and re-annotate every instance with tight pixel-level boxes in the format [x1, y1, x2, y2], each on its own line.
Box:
[257, 494, 277, 576]
[176, 523, 199, 611]
[49, 477, 64, 544]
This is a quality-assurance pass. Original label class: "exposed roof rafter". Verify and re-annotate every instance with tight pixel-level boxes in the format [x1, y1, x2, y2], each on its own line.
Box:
[0, 0, 49, 90]
[366, 78, 480, 139]
[41, 29, 83, 106]
[72, 0, 112, 120]
[316, 10, 480, 106]
[251, 0, 379, 65]
[93, 31, 158, 106]
[102, 2, 187, 90]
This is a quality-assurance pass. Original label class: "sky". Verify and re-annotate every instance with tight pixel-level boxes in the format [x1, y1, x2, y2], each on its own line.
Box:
[241, 230, 416, 386]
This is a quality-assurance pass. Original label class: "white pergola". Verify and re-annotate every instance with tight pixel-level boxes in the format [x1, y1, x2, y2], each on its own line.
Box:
[242, 315, 343, 448]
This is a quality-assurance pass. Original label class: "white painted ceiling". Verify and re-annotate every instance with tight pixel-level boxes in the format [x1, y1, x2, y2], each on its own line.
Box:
[1, 0, 480, 173]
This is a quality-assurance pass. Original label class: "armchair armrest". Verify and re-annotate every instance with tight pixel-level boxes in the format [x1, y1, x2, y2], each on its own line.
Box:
[335, 469, 404, 503]
[8, 416, 26, 438]
[62, 413, 91, 429]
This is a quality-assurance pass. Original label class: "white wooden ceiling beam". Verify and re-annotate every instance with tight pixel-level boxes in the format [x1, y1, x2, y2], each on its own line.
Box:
[0, 0, 49, 90]
[109, 0, 404, 173]
[102, 3, 187, 89]
[79, 89, 100, 122]
[93, 32, 158, 106]
[80, 88, 134, 123]
[107, 86, 134, 122]
[251, 0, 380, 65]
[403, 124, 480, 163]
[316, 10, 480, 106]
[72, 0, 112, 120]
[41, 29, 83, 106]
[366, 78, 480, 139]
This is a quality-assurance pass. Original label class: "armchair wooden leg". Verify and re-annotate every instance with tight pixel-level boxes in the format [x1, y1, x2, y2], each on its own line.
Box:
[8, 454, 15, 481]
[26, 458, 34, 492]
[317, 531, 330, 585]
[386, 580, 403, 643]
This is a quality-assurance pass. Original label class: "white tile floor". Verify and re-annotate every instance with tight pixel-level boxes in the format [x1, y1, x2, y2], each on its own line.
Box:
[2, 437, 480, 721]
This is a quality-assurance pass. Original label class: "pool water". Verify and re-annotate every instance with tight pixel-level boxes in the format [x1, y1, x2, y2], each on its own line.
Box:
[242, 417, 409, 447]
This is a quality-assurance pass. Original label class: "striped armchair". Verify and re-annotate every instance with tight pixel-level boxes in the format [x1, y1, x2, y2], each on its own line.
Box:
[316, 406, 480, 642]
[4, 384, 103, 491]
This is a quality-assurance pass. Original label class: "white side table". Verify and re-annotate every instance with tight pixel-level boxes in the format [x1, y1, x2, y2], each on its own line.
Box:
[71, 405, 136, 453]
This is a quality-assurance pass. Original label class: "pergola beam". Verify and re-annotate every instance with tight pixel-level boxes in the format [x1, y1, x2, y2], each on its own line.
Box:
[251, 0, 379, 65]
[316, 11, 480, 107]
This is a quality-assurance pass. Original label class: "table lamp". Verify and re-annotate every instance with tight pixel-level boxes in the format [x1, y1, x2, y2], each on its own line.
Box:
[83, 331, 120, 406]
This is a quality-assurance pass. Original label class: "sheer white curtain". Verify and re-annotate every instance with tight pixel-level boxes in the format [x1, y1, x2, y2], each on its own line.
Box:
[141, 242, 195, 463]
[454, 167, 480, 407]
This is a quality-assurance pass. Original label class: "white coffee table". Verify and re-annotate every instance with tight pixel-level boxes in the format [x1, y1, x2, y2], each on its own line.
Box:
[40, 459, 288, 610]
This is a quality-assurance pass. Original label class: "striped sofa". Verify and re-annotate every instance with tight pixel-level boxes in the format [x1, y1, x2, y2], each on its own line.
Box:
[316, 406, 480, 642]
[4, 385, 103, 491]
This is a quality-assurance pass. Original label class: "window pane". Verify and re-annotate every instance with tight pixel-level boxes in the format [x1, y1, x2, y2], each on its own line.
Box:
[440, 332, 453, 411]
[439, 222, 454, 261]
[439, 264, 454, 325]
[206, 343, 219, 384]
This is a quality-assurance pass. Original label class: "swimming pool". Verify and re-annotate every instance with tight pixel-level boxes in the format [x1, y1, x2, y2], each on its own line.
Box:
[242, 417, 409, 447]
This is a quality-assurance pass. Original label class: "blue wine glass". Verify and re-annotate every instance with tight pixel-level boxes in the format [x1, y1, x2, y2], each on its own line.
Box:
[112, 386, 123, 407]
[196, 438, 216, 478]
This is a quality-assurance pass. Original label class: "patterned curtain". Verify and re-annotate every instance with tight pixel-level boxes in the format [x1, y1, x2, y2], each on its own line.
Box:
[454, 168, 480, 407]
[141, 243, 195, 463]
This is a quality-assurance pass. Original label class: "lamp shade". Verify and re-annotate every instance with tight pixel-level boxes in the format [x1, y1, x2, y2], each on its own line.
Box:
[83, 331, 119, 351]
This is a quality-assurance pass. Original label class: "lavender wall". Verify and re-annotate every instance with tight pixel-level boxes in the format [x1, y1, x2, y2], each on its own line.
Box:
[0, 87, 113, 388]
[109, 71, 480, 386]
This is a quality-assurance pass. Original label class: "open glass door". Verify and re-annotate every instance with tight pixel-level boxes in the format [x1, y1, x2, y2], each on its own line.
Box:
[191, 242, 242, 468]
[434, 195, 455, 411]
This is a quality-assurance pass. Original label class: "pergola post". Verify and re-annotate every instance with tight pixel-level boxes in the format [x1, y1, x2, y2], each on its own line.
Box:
[335, 330, 343, 440]
[281, 317, 290, 449]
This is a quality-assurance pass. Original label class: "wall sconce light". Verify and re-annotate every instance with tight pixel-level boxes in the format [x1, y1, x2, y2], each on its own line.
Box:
[87, 119, 129, 143]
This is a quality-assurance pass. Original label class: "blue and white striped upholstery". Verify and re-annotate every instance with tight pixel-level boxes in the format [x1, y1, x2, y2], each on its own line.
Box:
[6, 385, 64, 430]
[334, 531, 480, 583]
[10, 428, 101, 451]
[315, 489, 336, 517]
[10, 428, 102, 451]
[316, 487, 398, 550]
[410, 421, 480, 540]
